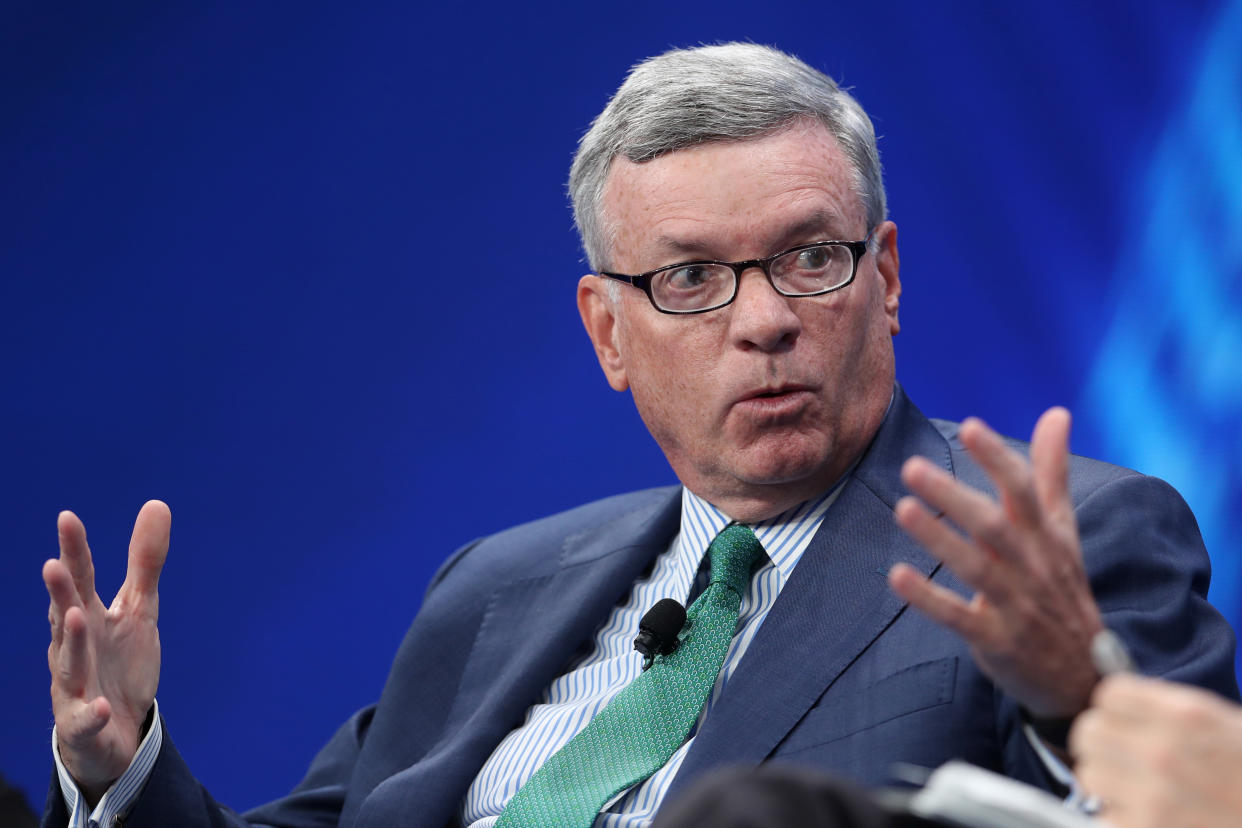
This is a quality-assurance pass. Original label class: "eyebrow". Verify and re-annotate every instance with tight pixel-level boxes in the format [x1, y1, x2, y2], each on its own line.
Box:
[652, 209, 856, 262]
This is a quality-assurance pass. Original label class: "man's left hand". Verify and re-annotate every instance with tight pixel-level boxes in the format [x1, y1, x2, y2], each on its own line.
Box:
[888, 407, 1103, 718]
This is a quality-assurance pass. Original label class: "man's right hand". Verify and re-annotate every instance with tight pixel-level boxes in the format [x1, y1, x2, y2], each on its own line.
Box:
[43, 500, 170, 805]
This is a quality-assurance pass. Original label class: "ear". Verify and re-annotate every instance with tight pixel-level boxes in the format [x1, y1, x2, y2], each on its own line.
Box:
[577, 274, 630, 391]
[873, 220, 902, 335]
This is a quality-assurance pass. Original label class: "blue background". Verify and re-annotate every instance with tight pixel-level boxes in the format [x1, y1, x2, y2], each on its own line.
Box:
[4, 0, 1239, 812]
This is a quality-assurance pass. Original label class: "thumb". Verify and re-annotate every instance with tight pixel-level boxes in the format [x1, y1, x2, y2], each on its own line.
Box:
[121, 500, 171, 599]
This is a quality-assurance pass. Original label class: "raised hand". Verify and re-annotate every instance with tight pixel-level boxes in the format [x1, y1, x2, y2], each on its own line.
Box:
[43, 500, 170, 804]
[888, 408, 1103, 718]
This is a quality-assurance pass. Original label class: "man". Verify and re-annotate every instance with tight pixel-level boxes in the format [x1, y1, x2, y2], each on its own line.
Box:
[42, 43, 1237, 828]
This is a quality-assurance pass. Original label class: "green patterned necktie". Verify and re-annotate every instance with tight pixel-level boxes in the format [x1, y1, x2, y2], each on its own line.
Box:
[495, 523, 764, 828]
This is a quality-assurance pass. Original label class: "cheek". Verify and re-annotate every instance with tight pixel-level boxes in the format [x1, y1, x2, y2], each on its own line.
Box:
[801, 292, 894, 398]
[619, 323, 721, 435]
[842, 287, 899, 391]
[842, 277, 893, 348]
[619, 308, 716, 387]
[627, 339, 705, 410]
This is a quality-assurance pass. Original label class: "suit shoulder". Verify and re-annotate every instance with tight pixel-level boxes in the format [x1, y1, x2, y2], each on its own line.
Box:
[927, 417, 1167, 505]
[427, 486, 681, 592]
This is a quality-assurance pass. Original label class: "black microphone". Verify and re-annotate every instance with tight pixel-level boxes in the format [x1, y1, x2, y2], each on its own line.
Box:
[633, 598, 687, 666]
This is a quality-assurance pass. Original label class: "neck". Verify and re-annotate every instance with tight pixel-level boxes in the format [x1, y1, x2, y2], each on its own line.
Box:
[694, 459, 855, 523]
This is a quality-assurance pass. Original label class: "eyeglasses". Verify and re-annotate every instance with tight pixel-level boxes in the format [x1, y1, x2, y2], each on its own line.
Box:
[599, 233, 872, 315]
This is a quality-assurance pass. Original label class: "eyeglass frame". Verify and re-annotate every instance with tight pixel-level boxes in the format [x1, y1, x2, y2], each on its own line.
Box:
[598, 230, 874, 315]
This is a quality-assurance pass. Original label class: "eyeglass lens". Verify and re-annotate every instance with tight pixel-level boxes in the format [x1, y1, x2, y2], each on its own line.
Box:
[651, 243, 855, 312]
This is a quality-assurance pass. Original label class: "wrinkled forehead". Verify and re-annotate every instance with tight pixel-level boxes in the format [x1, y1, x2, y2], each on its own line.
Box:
[600, 120, 867, 266]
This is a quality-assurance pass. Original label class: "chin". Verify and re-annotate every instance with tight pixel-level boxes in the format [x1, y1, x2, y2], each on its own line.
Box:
[732, 437, 834, 488]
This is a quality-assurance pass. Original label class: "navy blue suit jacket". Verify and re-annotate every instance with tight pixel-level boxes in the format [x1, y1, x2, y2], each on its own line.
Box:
[44, 388, 1239, 827]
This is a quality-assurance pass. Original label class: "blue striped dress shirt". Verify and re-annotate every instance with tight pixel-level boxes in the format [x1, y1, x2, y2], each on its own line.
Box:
[459, 486, 841, 827]
[54, 698, 163, 828]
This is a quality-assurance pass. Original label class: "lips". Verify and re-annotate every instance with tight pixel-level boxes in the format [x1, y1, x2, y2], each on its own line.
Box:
[730, 384, 817, 421]
[737, 384, 814, 403]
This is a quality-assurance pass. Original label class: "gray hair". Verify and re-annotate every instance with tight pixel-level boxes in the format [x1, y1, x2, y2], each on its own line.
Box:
[569, 43, 887, 272]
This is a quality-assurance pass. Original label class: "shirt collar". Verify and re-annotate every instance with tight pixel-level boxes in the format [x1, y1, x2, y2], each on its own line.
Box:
[678, 483, 843, 582]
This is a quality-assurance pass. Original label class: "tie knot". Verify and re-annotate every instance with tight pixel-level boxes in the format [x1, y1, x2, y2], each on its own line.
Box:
[707, 524, 763, 595]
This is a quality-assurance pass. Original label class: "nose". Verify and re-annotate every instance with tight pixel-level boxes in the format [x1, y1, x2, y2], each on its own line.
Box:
[728, 267, 802, 352]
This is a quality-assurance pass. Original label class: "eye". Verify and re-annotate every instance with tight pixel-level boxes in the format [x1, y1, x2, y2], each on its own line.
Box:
[663, 265, 716, 291]
[793, 246, 832, 271]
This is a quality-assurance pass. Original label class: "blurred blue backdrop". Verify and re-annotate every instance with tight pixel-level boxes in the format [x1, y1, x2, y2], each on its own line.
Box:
[3, 0, 1239, 812]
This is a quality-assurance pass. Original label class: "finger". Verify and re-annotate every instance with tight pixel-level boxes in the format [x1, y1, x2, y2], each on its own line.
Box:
[894, 495, 1019, 604]
[59, 696, 111, 745]
[56, 510, 97, 602]
[959, 418, 1042, 527]
[120, 500, 171, 600]
[1067, 707, 1097, 759]
[888, 562, 996, 645]
[1029, 407, 1072, 519]
[901, 457, 1023, 562]
[44, 558, 83, 646]
[1075, 760, 1147, 821]
[1090, 673, 1160, 716]
[1071, 731, 1149, 807]
[1095, 673, 1232, 725]
[1069, 707, 1137, 761]
[58, 606, 91, 698]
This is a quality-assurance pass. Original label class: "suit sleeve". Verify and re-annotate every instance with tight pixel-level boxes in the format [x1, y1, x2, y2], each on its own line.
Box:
[40, 530, 493, 828]
[43, 707, 374, 828]
[992, 471, 1240, 786]
[1079, 473, 1237, 697]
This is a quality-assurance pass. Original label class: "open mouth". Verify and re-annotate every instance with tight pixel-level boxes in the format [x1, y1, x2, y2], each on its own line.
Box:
[747, 385, 810, 400]
[734, 387, 814, 420]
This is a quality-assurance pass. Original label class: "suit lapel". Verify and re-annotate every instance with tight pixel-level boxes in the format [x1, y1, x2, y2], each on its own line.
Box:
[354, 488, 683, 828]
[669, 388, 952, 796]
[439, 494, 683, 743]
